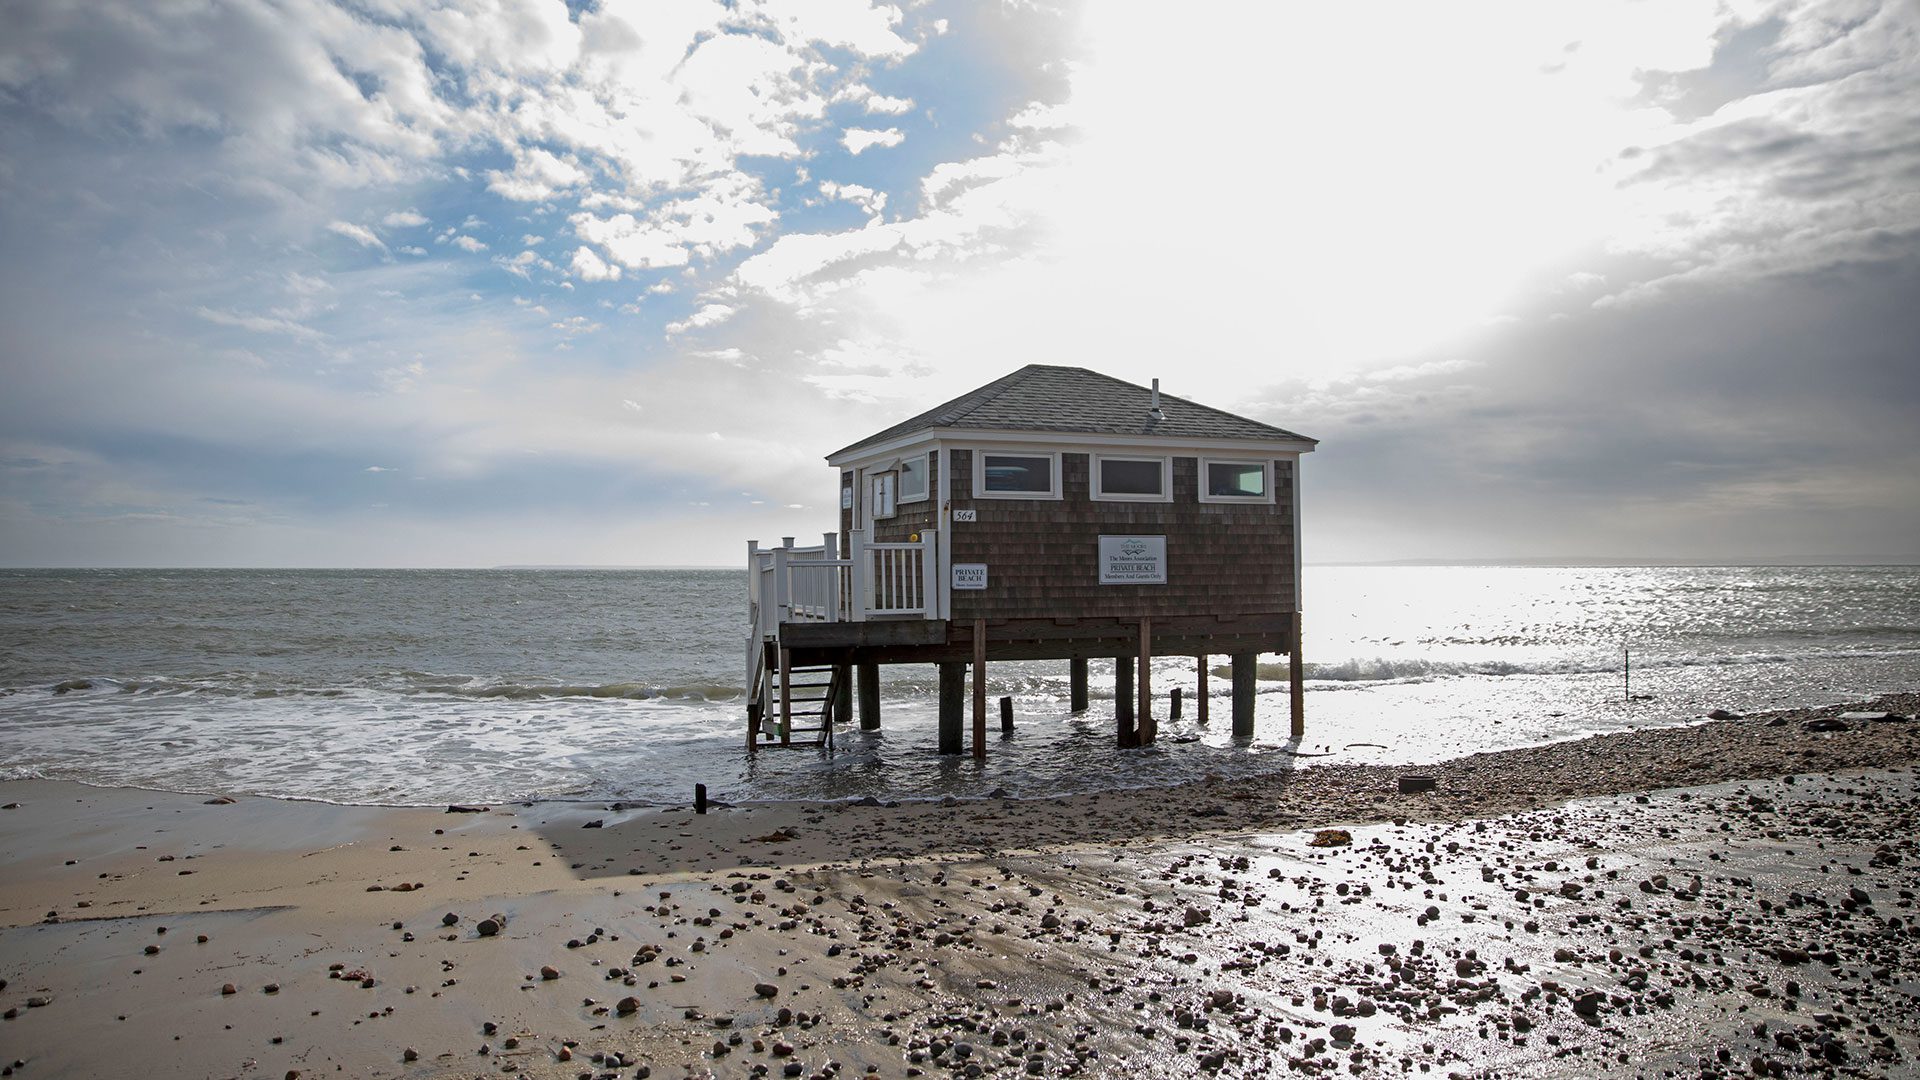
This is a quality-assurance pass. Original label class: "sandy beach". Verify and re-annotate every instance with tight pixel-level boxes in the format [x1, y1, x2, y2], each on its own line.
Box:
[3, 694, 1917, 1079]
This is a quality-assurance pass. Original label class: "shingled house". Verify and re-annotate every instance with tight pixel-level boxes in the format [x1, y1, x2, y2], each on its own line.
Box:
[745, 365, 1317, 755]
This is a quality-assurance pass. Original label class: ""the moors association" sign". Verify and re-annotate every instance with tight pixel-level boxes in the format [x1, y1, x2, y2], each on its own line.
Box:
[1097, 535, 1167, 585]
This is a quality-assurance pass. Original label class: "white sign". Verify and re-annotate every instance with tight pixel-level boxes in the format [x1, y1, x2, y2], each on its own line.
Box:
[1098, 535, 1167, 585]
[841, 486, 853, 509]
[952, 563, 988, 590]
[952, 509, 977, 523]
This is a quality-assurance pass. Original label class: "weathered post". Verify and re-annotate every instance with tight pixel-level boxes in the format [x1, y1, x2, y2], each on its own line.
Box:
[1170, 686, 1182, 720]
[1231, 652, 1256, 738]
[999, 695, 1013, 734]
[1137, 617, 1155, 746]
[1196, 654, 1209, 725]
[833, 663, 852, 729]
[1069, 657, 1089, 713]
[857, 661, 881, 731]
[972, 619, 987, 760]
[695, 783, 708, 814]
[937, 663, 964, 755]
[1115, 655, 1135, 747]
[1289, 611, 1306, 738]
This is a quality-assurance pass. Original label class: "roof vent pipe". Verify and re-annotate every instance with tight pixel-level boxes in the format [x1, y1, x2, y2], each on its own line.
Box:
[1149, 379, 1164, 422]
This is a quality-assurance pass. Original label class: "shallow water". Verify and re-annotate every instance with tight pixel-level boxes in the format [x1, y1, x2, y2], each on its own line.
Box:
[1, 565, 1916, 805]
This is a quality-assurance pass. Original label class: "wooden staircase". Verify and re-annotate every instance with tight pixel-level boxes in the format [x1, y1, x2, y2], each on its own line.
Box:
[747, 648, 844, 749]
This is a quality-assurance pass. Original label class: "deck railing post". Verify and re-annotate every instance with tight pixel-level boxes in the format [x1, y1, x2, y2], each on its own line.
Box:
[822, 532, 839, 620]
[920, 529, 939, 620]
[849, 529, 868, 621]
[773, 538, 793, 626]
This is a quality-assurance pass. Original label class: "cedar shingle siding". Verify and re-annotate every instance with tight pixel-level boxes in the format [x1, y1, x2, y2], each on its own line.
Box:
[855, 450, 1296, 620]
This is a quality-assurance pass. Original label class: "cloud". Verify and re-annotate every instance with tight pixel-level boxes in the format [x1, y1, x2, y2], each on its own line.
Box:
[381, 209, 428, 228]
[194, 306, 324, 342]
[327, 221, 387, 250]
[842, 127, 905, 154]
[450, 235, 488, 253]
[569, 246, 620, 282]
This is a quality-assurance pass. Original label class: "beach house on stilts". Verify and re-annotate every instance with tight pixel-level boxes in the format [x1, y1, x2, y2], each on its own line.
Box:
[744, 365, 1317, 755]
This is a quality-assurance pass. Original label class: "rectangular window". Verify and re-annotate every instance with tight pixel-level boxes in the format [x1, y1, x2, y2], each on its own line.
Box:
[898, 453, 929, 504]
[1201, 458, 1272, 503]
[1092, 455, 1171, 502]
[869, 472, 897, 519]
[975, 452, 1059, 499]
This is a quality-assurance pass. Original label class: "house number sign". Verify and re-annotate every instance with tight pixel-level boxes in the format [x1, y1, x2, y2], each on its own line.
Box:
[1097, 535, 1167, 585]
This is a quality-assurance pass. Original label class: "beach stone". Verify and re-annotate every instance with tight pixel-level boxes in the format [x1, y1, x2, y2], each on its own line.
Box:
[401, 1048, 418, 1062]
[1803, 718, 1849, 732]
[1572, 990, 1605, 1017]
[616, 996, 640, 1016]
[540, 965, 560, 980]
[755, 982, 779, 999]
[442, 912, 459, 926]
[477, 916, 503, 937]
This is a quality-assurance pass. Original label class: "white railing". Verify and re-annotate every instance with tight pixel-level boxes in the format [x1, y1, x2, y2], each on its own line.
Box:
[746, 529, 940, 639]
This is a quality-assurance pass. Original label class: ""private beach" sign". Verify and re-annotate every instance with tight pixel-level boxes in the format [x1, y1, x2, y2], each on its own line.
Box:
[1097, 535, 1166, 585]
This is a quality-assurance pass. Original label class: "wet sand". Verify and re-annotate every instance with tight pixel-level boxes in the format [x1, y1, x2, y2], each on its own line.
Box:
[1, 693, 1917, 1079]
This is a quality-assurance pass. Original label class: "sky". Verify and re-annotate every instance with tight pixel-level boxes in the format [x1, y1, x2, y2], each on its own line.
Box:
[1, 0, 1916, 568]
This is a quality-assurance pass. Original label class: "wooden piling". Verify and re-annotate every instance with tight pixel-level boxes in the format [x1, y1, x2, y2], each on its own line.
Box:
[857, 661, 880, 731]
[1000, 695, 1013, 734]
[1289, 611, 1306, 738]
[972, 619, 987, 760]
[1196, 654, 1208, 725]
[1137, 617, 1155, 746]
[832, 663, 852, 730]
[937, 662, 964, 755]
[1170, 686, 1182, 720]
[1115, 655, 1135, 747]
[695, 783, 708, 814]
[1231, 651, 1256, 738]
[779, 647, 793, 747]
[1069, 657, 1089, 713]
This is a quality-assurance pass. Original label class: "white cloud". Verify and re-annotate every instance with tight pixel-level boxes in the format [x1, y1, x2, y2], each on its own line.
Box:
[487, 147, 589, 202]
[451, 235, 489, 253]
[819, 180, 886, 215]
[326, 221, 387, 250]
[365, 465, 396, 473]
[842, 127, 905, 154]
[570, 246, 621, 282]
[194, 306, 324, 342]
[665, 302, 738, 334]
[382, 209, 429, 228]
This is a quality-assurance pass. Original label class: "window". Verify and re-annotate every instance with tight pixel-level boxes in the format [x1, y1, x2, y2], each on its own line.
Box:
[1201, 458, 1272, 503]
[1092, 455, 1171, 502]
[975, 451, 1059, 499]
[898, 453, 929, 504]
[868, 471, 897, 519]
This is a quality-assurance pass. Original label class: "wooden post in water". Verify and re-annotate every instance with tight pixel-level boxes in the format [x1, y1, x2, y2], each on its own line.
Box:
[1196, 654, 1209, 725]
[1137, 618, 1155, 746]
[857, 662, 881, 731]
[695, 783, 708, 814]
[937, 663, 964, 755]
[1069, 657, 1089, 713]
[1230, 652, 1256, 738]
[779, 647, 794, 747]
[1170, 687, 1182, 720]
[833, 663, 852, 730]
[1114, 655, 1135, 747]
[1000, 695, 1013, 734]
[1289, 611, 1306, 738]
[972, 619, 988, 760]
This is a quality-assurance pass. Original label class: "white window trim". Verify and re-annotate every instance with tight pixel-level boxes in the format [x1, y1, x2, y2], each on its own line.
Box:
[972, 449, 1062, 500]
[1199, 457, 1274, 504]
[1090, 454, 1172, 503]
[897, 451, 931, 505]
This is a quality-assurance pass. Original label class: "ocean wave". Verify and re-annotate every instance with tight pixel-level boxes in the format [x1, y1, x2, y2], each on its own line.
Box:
[12, 674, 747, 704]
[1235, 645, 1920, 685]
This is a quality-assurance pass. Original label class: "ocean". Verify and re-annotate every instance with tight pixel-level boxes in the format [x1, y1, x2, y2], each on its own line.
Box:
[1, 565, 1916, 807]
